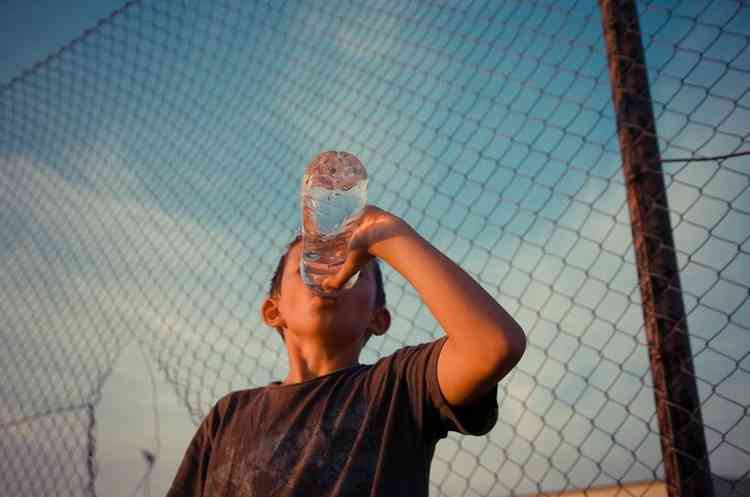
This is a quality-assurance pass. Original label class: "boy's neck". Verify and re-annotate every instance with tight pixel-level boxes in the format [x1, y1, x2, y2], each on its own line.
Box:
[281, 336, 363, 385]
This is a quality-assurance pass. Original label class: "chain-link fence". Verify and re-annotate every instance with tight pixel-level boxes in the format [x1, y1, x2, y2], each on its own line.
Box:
[0, 0, 747, 496]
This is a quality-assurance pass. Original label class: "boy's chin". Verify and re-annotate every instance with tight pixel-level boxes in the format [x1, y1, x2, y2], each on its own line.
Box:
[310, 294, 341, 308]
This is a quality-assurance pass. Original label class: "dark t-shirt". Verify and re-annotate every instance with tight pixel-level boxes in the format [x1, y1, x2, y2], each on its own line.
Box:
[166, 337, 498, 497]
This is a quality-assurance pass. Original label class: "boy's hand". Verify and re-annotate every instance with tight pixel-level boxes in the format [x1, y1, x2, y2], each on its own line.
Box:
[321, 205, 414, 292]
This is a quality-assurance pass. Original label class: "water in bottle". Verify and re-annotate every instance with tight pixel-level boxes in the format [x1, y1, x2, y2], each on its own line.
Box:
[300, 151, 368, 297]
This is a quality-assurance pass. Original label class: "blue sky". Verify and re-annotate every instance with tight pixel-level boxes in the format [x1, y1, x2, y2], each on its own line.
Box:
[0, 1, 128, 85]
[1, 1, 748, 496]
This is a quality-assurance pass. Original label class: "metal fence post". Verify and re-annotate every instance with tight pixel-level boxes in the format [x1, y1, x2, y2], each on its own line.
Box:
[597, 1, 714, 496]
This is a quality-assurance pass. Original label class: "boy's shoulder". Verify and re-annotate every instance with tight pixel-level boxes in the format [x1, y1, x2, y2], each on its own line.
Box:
[206, 385, 269, 418]
[217, 384, 268, 404]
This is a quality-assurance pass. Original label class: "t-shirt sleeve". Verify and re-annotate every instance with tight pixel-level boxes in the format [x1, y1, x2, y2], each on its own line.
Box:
[393, 337, 499, 440]
[165, 407, 216, 497]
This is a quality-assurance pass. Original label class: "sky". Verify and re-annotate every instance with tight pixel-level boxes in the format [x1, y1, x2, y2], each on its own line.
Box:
[0, 1, 127, 85]
[1, 1, 748, 497]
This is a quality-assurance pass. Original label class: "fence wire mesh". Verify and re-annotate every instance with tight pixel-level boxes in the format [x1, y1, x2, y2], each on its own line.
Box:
[0, 0, 747, 496]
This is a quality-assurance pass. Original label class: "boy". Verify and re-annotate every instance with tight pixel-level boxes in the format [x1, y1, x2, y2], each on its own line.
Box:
[167, 205, 526, 497]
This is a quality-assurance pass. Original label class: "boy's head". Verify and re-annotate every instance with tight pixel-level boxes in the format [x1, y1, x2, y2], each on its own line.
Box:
[261, 235, 390, 350]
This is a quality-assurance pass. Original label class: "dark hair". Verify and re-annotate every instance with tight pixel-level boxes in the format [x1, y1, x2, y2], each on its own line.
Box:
[269, 234, 387, 310]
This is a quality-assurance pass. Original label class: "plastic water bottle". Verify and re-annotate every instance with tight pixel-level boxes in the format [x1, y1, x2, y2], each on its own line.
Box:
[300, 151, 368, 297]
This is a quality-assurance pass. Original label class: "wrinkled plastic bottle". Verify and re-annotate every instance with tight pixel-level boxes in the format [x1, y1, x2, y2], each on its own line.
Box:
[300, 151, 368, 297]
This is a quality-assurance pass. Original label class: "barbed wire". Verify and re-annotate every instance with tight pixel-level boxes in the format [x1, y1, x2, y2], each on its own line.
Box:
[659, 150, 750, 163]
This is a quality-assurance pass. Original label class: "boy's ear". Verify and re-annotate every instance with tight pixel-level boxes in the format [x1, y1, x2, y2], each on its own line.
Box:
[368, 307, 391, 337]
[261, 297, 285, 329]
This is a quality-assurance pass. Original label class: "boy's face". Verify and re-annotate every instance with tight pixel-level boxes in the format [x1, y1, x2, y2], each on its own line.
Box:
[262, 241, 389, 346]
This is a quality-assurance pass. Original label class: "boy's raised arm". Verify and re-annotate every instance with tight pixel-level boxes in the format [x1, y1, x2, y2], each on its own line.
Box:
[323, 206, 527, 409]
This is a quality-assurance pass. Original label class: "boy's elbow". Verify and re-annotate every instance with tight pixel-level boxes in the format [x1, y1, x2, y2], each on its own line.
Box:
[447, 321, 526, 381]
[508, 326, 527, 364]
[490, 324, 526, 377]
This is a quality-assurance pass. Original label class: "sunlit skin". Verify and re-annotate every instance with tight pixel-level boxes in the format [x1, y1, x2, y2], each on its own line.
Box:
[262, 205, 526, 408]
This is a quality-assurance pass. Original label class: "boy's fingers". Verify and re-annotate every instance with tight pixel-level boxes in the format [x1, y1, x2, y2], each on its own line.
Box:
[322, 250, 364, 291]
[321, 276, 338, 292]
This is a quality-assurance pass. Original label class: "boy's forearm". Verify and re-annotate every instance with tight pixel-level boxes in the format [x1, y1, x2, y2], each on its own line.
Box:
[371, 224, 526, 368]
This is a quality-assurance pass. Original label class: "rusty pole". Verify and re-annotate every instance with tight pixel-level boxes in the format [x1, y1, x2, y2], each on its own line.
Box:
[597, 1, 714, 497]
